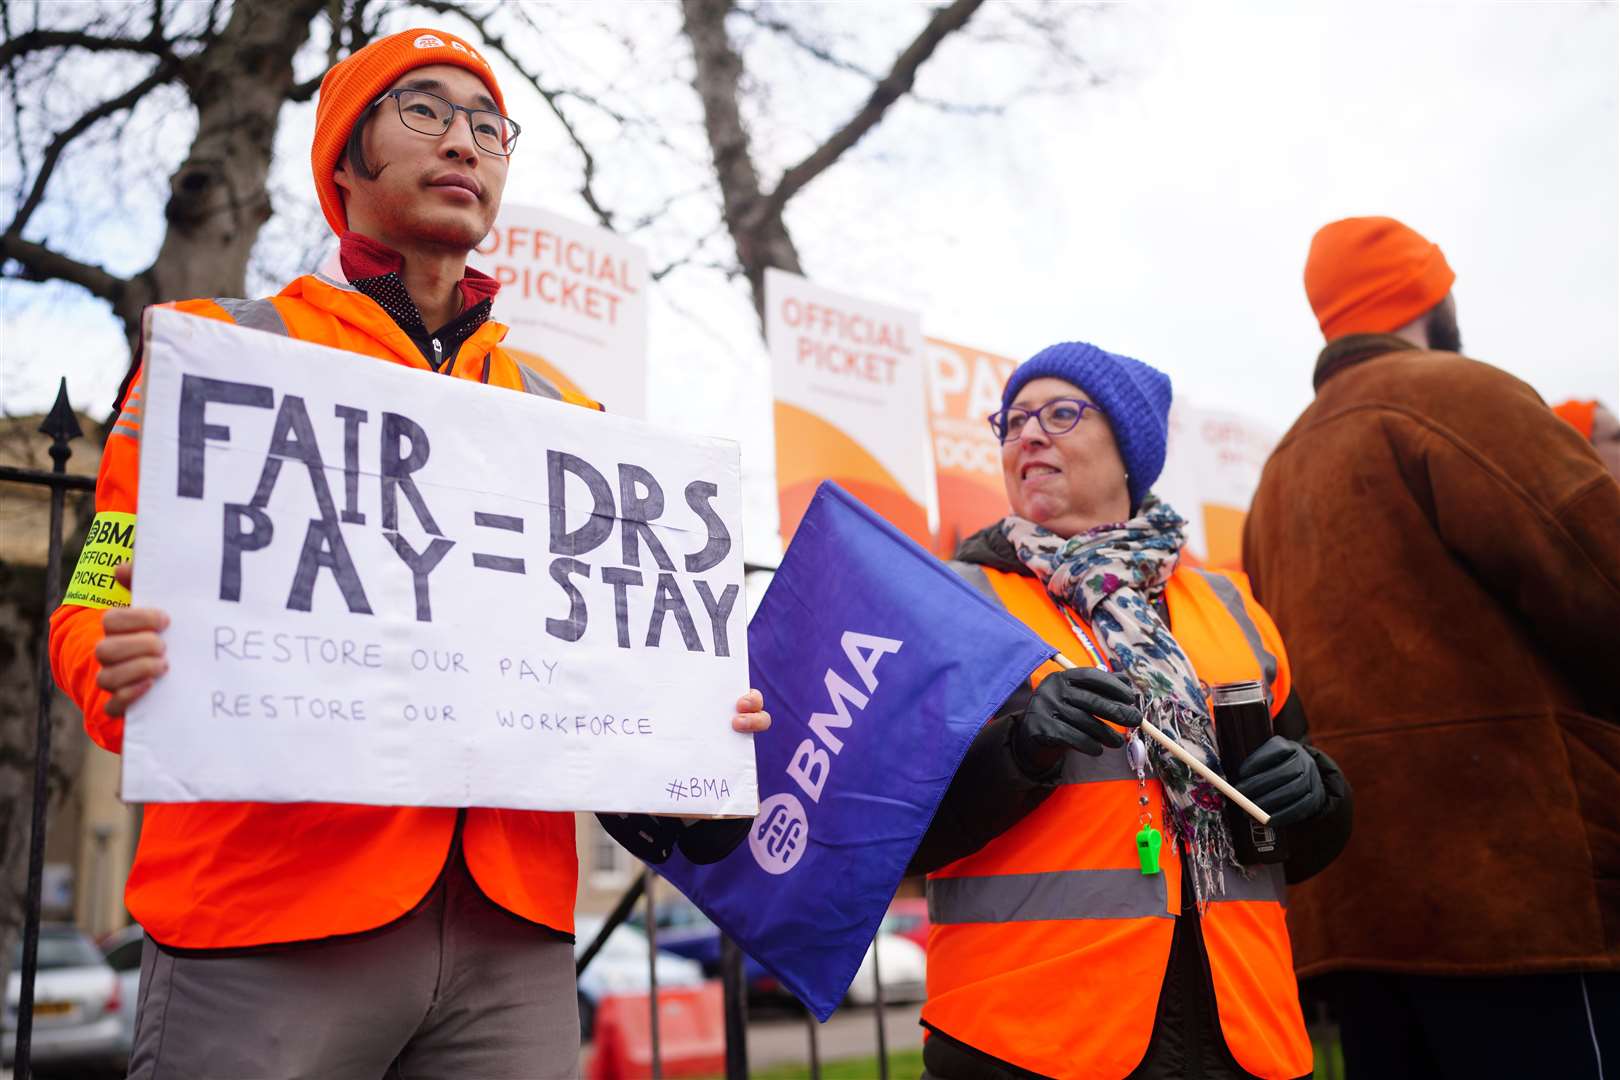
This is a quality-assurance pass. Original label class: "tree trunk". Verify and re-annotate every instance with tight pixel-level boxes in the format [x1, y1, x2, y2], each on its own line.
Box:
[679, 0, 803, 325]
[113, 0, 332, 348]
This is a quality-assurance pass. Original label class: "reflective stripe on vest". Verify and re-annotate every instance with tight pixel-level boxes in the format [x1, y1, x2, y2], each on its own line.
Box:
[212, 297, 291, 337]
[110, 384, 143, 441]
[1215, 862, 1285, 906]
[929, 862, 1281, 925]
[517, 363, 565, 401]
[949, 560, 999, 604]
[1190, 567, 1277, 690]
[930, 866, 1171, 924]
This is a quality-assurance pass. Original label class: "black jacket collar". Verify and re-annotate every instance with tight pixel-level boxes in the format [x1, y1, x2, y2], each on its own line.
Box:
[953, 522, 1029, 575]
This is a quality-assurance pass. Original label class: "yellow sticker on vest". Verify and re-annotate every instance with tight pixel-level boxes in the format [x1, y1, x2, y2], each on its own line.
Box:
[64, 512, 135, 608]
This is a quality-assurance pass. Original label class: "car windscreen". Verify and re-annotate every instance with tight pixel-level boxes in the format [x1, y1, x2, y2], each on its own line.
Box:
[11, 931, 105, 971]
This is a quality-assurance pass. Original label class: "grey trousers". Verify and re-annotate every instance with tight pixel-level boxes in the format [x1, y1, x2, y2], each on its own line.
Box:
[127, 850, 580, 1080]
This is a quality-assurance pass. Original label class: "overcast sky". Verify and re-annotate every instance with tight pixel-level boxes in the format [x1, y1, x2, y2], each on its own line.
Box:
[790, 0, 1620, 424]
[2, 1, 1614, 557]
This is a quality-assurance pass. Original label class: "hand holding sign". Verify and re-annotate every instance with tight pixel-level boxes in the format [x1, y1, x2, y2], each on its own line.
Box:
[93, 562, 170, 717]
[732, 688, 769, 733]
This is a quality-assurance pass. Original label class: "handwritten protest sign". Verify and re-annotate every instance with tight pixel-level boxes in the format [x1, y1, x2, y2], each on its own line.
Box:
[471, 203, 649, 418]
[121, 309, 755, 816]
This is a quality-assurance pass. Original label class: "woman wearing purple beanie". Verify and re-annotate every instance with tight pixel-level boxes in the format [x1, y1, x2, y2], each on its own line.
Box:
[908, 342, 1351, 1080]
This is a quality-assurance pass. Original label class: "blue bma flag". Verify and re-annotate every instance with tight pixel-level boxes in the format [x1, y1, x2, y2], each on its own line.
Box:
[657, 482, 1054, 1020]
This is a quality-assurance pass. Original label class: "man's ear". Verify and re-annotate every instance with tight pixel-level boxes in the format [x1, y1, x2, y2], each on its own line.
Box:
[333, 159, 352, 197]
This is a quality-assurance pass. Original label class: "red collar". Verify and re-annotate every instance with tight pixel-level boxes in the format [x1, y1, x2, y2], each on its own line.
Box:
[338, 231, 501, 309]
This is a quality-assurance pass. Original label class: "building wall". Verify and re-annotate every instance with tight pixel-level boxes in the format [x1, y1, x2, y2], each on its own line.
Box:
[72, 743, 139, 937]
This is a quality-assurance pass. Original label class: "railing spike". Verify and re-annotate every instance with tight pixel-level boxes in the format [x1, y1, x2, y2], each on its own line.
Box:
[40, 377, 83, 448]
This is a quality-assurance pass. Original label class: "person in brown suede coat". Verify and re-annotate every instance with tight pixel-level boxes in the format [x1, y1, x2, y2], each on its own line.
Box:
[1243, 216, 1620, 1080]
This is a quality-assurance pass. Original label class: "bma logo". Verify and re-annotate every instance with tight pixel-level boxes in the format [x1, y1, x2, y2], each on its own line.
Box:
[413, 34, 446, 49]
[748, 792, 809, 875]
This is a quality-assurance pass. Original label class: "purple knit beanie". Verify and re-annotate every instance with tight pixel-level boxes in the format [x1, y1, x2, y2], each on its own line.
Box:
[1000, 341, 1173, 512]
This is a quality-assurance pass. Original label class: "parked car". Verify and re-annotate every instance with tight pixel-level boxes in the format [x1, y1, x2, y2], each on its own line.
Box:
[845, 933, 928, 1006]
[882, 897, 931, 950]
[627, 899, 773, 990]
[3, 925, 127, 1073]
[574, 913, 706, 1040]
[631, 897, 927, 1010]
[99, 924, 145, 1053]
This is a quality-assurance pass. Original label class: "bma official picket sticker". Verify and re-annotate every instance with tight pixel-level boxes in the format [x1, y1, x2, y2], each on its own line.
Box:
[64, 512, 135, 608]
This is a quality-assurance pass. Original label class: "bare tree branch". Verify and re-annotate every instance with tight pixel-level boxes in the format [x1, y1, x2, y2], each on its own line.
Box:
[0, 26, 189, 67]
[4, 57, 179, 242]
[624, 184, 712, 234]
[0, 234, 126, 305]
[286, 0, 390, 101]
[681, 0, 802, 321]
[288, 74, 322, 102]
[205, 0, 227, 40]
[2, 0, 32, 194]
[733, 2, 1002, 116]
[650, 218, 734, 282]
[732, 4, 873, 78]
[755, 0, 985, 225]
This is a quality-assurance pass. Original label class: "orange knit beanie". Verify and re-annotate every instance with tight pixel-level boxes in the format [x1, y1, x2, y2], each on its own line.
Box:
[1304, 216, 1455, 341]
[1553, 399, 1598, 440]
[311, 28, 507, 235]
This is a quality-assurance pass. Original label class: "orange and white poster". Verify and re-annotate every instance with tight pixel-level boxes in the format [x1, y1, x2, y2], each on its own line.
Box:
[471, 204, 648, 417]
[1155, 405, 1279, 568]
[766, 269, 933, 548]
[925, 338, 1018, 557]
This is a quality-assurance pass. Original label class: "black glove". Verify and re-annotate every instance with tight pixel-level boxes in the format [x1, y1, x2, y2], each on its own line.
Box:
[1013, 667, 1141, 774]
[675, 817, 751, 864]
[1234, 735, 1326, 828]
[596, 812, 680, 864]
[596, 813, 751, 866]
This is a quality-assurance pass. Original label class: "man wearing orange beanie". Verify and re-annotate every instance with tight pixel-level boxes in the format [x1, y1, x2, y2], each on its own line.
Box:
[48, 27, 770, 1078]
[1244, 216, 1620, 1078]
[1554, 398, 1620, 482]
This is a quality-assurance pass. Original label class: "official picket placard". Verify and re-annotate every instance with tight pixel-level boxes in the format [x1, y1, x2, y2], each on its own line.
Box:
[766, 269, 934, 548]
[471, 203, 649, 418]
[925, 338, 1018, 557]
[1156, 403, 1279, 567]
[122, 308, 755, 815]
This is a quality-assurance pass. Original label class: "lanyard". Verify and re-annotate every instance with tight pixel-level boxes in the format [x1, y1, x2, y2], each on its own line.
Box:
[1058, 603, 1110, 672]
[1060, 601, 1163, 874]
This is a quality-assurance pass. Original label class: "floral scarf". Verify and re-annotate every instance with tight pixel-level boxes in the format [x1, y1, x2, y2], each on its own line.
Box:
[1001, 494, 1237, 904]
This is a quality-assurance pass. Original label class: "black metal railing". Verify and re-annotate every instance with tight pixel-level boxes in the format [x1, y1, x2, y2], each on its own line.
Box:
[1, 378, 95, 1080]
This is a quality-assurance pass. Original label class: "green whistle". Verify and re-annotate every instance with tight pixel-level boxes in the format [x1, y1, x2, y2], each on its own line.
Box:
[1136, 826, 1163, 875]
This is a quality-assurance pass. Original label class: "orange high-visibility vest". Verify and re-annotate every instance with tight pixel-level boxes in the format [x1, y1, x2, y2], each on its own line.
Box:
[923, 563, 1313, 1080]
[49, 263, 600, 950]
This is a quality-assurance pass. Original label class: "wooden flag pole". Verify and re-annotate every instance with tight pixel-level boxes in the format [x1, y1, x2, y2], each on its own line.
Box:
[1053, 654, 1271, 826]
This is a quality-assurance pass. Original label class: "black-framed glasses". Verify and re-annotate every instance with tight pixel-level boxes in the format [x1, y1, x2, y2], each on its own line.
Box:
[372, 88, 520, 157]
[988, 398, 1104, 443]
